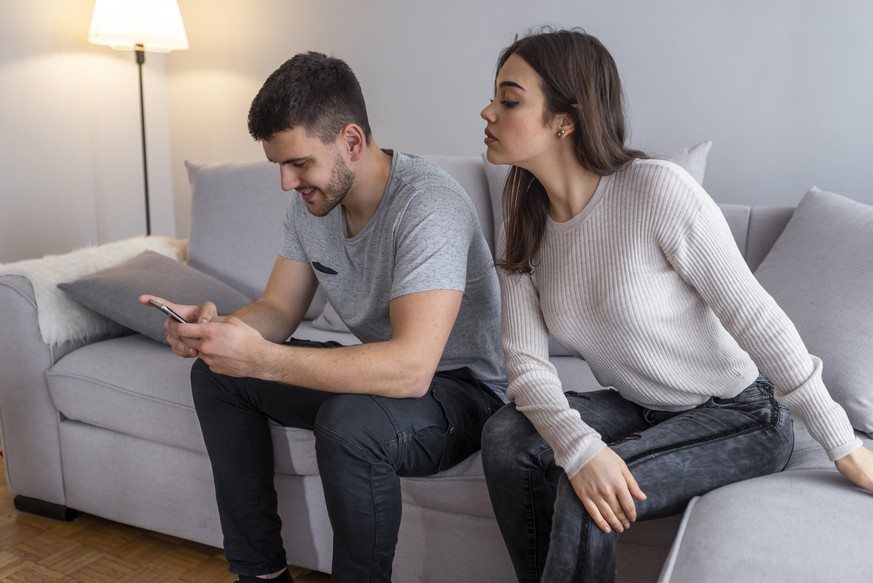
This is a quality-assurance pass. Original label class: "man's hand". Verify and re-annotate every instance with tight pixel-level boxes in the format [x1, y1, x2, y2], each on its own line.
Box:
[138, 295, 218, 359]
[171, 314, 272, 378]
[570, 447, 647, 534]
[835, 446, 873, 493]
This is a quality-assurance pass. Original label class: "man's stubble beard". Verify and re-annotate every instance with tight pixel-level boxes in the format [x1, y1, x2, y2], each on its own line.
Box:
[309, 152, 355, 218]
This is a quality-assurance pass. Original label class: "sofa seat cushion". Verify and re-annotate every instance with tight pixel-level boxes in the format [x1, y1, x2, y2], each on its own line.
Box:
[48, 335, 205, 453]
[400, 450, 683, 554]
[266, 425, 319, 476]
[785, 416, 873, 472]
[400, 452, 493, 519]
[397, 399, 873, 522]
[47, 335, 331, 477]
[659, 469, 873, 583]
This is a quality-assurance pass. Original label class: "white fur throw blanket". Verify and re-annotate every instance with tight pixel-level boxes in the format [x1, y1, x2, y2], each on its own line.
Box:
[0, 236, 186, 345]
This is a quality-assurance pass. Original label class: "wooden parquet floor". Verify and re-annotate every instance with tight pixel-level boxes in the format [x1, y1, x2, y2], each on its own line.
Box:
[0, 458, 330, 582]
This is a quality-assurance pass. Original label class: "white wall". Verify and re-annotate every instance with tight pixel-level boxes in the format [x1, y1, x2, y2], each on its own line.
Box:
[2, 0, 871, 261]
[0, 0, 176, 263]
[166, 0, 873, 239]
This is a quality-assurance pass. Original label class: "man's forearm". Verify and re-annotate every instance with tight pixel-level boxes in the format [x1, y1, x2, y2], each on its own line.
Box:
[258, 340, 436, 398]
[225, 289, 459, 399]
[233, 299, 301, 344]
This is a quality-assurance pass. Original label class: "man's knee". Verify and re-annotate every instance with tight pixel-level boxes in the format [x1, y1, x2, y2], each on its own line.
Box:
[313, 394, 396, 462]
[190, 358, 239, 412]
[190, 358, 215, 403]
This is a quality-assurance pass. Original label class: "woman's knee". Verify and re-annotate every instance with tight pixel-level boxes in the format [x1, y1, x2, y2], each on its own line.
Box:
[482, 403, 549, 469]
[483, 404, 523, 444]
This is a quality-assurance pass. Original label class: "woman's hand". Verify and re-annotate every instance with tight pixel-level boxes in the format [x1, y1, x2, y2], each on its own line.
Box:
[835, 446, 873, 493]
[569, 447, 647, 534]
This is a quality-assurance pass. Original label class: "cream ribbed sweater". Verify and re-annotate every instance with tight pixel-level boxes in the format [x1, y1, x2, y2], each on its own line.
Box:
[498, 159, 861, 478]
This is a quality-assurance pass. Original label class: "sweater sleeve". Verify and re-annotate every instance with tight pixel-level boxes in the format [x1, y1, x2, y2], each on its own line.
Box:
[663, 182, 861, 461]
[497, 231, 606, 477]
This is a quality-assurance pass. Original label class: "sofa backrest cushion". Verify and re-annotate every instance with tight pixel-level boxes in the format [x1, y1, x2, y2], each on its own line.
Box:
[717, 204, 751, 258]
[754, 187, 873, 436]
[186, 160, 285, 302]
[423, 155, 495, 252]
[185, 156, 497, 321]
[715, 204, 794, 271]
[745, 206, 795, 271]
[185, 155, 797, 333]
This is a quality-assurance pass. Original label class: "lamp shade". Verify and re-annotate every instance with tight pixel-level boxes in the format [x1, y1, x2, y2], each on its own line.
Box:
[88, 0, 188, 52]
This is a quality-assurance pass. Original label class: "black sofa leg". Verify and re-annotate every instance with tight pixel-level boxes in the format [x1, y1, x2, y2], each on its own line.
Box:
[13, 495, 78, 521]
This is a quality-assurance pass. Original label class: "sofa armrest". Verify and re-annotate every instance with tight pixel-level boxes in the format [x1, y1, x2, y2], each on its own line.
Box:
[0, 275, 112, 507]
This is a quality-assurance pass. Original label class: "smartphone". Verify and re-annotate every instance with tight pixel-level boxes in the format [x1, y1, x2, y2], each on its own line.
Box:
[149, 299, 188, 324]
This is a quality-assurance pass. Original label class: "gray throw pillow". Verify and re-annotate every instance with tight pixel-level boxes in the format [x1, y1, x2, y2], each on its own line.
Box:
[754, 187, 873, 436]
[59, 251, 251, 344]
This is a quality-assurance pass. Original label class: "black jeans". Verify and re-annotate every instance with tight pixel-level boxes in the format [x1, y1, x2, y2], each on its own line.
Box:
[190, 340, 502, 582]
[481, 375, 795, 583]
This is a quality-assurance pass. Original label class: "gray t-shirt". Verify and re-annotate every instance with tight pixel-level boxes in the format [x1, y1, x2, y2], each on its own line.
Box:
[281, 151, 506, 393]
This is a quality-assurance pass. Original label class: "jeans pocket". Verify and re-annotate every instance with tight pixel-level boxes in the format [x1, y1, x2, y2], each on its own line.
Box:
[430, 379, 494, 471]
[705, 376, 783, 430]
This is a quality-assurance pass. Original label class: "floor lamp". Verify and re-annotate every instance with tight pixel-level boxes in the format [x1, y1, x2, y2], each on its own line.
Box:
[88, 0, 188, 236]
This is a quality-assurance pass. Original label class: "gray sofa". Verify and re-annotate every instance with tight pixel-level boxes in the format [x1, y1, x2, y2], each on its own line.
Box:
[1, 152, 871, 583]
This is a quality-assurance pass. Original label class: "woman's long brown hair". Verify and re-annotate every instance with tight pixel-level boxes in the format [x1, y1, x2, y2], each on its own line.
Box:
[496, 27, 646, 274]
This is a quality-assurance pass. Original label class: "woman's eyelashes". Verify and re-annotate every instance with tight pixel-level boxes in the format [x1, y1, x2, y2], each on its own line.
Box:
[488, 95, 519, 108]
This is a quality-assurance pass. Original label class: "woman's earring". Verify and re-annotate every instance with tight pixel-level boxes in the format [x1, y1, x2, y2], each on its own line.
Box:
[557, 129, 565, 138]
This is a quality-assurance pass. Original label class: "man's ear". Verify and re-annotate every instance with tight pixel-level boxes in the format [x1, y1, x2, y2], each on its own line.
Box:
[341, 123, 367, 162]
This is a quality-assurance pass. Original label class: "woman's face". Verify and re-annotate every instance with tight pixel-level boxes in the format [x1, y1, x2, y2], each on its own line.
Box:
[480, 53, 559, 170]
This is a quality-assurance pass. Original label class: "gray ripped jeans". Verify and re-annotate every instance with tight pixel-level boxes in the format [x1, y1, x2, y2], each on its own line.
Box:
[481, 375, 794, 583]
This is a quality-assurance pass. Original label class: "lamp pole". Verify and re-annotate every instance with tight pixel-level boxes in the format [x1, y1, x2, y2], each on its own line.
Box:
[135, 43, 151, 236]
[88, 0, 189, 237]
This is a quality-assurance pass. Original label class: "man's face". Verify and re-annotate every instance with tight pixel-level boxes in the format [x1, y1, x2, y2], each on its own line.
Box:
[263, 127, 355, 217]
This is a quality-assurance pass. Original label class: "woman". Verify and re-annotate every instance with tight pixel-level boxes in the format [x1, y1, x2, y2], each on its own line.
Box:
[479, 27, 873, 583]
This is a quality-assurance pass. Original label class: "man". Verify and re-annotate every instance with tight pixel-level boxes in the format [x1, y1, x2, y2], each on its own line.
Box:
[141, 52, 505, 582]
